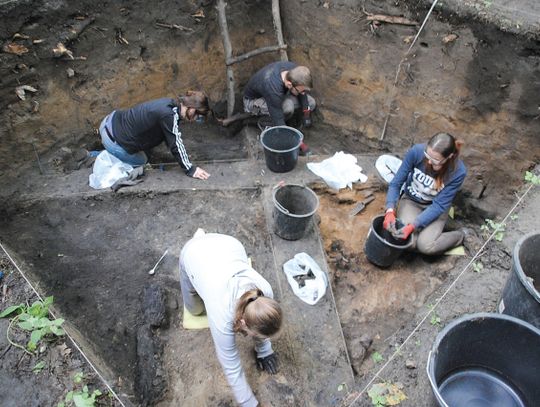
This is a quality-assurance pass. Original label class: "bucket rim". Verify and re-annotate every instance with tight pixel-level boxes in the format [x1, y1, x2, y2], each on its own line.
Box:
[426, 312, 540, 404]
[260, 125, 304, 153]
[513, 231, 540, 302]
[272, 184, 320, 218]
[370, 214, 414, 249]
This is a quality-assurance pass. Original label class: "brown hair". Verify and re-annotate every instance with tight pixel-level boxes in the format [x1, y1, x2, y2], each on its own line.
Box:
[286, 66, 312, 90]
[426, 132, 463, 189]
[178, 90, 210, 115]
[233, 288, 282, 337]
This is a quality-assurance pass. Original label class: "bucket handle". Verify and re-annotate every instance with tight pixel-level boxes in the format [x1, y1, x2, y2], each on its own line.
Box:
[272, 182, 290, 215]
[426, 351, 449, 407]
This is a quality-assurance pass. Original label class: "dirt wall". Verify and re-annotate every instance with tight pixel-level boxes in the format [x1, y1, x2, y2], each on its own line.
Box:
[281, 0, 540, 216]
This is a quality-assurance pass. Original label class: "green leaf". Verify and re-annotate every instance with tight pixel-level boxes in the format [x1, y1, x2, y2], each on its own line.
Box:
[58, 403, 65, 407]
[74, 372, 84, 383]
[32, 361, 46, 373]
[52, 318, 65, 326]
[0, 304, 24, 318]
[43, 296, 54, 307]
[50, 326, 65, 336]
[65, 391, 74, 402]
[372, 352, 384, 363]
[27, 340, 37, 352]
[18, 319, 36, 330]
[30, 328, 44, 345]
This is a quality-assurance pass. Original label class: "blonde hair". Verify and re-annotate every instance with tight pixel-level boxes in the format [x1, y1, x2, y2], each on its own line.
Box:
[286, 66, 312, 90]
[178, 90, 209, 115]
[233, 288, 282, 337]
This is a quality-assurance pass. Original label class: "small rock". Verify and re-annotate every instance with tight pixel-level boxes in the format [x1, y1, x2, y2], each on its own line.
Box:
[359, 334, 373, 350]
[257, 29, 265, 34]
[66, 68, 75, 78]
[405, 359, 417, 369]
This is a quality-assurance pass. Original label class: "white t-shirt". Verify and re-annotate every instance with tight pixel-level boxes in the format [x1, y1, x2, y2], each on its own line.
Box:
[180, 233, 274, 407]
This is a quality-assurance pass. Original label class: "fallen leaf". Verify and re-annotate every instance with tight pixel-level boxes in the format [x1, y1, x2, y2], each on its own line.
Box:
[323, 1, 330, 9]
[3, 43, 29, 55]
[442, 33, 459, 44]
[12, 33, 30, 40]
[52, 42, 74, 59]
[191, 9, 205, 18]
[15, 85, 38, 100]
[403, 35, 414, 44]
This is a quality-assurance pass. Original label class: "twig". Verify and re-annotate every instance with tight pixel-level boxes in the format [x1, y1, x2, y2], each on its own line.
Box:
[155, 22, 193, 32]
[366, 14, 418, 26]
[7, 316, 33, 356]
[0, 344, 12, 359]
[32, 143, 44, 175]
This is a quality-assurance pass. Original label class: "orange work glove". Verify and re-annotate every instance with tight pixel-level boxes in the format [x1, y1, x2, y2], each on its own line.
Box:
[394, 223, 415, 240]
[383, 208, 396, 230]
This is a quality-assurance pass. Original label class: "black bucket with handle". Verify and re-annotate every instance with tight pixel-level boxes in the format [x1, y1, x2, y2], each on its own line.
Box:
[272, 184, 319, 240]
[364, 215, 413, 268]
[427, 313, 540, 407]
[498, 231, 540, 329]
[260, 126, 303, 173]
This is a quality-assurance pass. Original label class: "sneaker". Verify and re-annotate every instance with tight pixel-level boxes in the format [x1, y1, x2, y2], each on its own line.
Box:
[299, 142, 311, 156]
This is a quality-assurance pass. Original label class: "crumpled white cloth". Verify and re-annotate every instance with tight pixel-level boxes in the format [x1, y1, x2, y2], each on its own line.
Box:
[307, 151, 368, 190]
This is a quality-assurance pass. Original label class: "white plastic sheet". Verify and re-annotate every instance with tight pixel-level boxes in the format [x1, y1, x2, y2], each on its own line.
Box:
[88, 150, 134, 189]
[283, 253, 328, 305]
[307, 151, 368, 190]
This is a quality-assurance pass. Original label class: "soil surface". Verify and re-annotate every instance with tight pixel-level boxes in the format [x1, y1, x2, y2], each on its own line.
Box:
[1, 1, 540, 406]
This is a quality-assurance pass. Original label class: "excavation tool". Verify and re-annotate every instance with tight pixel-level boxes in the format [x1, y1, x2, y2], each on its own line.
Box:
[148, 249, 168, 275]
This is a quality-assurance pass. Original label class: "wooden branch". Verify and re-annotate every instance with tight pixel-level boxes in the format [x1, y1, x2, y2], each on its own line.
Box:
[226, 44, 287, 66]
[220, 112, 253, 126]
[366, 14, 418, 26]
[155, 22, 193, 32]
[271, 0, 288, 61]
[216, 0, 236, 117]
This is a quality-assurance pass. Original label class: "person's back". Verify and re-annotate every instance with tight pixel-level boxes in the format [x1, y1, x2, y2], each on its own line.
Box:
[244, 61, 297, 102]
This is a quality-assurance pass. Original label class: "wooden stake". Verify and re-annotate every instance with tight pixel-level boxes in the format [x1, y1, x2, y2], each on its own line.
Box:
[216, 0, 236, 118]
[271, 0, 288, 61]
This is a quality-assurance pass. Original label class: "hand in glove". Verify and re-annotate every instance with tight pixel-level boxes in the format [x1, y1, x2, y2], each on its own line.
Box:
[383, 209, 396, 230]
[393, 223, 415, 240]
[256, 352, 279, 375]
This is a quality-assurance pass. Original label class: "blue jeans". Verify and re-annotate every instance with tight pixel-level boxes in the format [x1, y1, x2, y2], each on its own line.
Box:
[99, 112, 147, 166]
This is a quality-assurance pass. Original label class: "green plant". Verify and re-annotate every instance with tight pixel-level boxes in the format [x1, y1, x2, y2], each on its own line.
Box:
[472, 261, 484, 273]
[368, 382, 407, 406]
[480, 218, 506, 241]
[427, 304, 441, 326]
[371, 351, 384, 363]
[32, 361, 46, 373]
[524, 171, 540, 185]
[510, 214, 519, 221]
[0, 296, 65, 353]
[58, 373, 102, 407]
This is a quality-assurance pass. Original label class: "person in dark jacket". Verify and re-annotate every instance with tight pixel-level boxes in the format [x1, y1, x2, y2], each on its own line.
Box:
[243, 61, 316, 154]
[383, 132, 467, 255]
[98, 91, 210, 179]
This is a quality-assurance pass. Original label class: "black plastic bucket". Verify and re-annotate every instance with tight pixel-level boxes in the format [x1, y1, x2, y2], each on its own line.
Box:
[363, 215, 413, 268]
[498, 232, 540, 329]
[427, 313, 540, 407]
[260, 126, 303, 173]
[272, 184, 319, 240]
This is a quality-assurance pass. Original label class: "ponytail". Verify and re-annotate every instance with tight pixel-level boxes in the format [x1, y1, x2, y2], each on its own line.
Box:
[233, 288, 282, 337]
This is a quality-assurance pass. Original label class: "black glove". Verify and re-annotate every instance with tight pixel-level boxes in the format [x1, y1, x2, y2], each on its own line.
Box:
[255, 352, 279, 374]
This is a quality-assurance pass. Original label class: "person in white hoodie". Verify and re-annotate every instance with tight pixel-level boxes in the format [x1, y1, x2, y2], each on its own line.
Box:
[179, 232, 282, 407]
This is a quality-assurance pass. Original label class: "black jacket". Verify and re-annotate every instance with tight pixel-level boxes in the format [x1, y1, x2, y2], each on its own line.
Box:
[111, 98, 195, 175]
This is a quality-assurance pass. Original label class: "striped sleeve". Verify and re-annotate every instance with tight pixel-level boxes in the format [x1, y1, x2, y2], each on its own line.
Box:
[161, 107, 195, 175]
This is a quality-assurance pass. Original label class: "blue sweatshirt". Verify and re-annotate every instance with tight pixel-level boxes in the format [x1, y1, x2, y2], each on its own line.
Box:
[385, 143, 467, 229]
